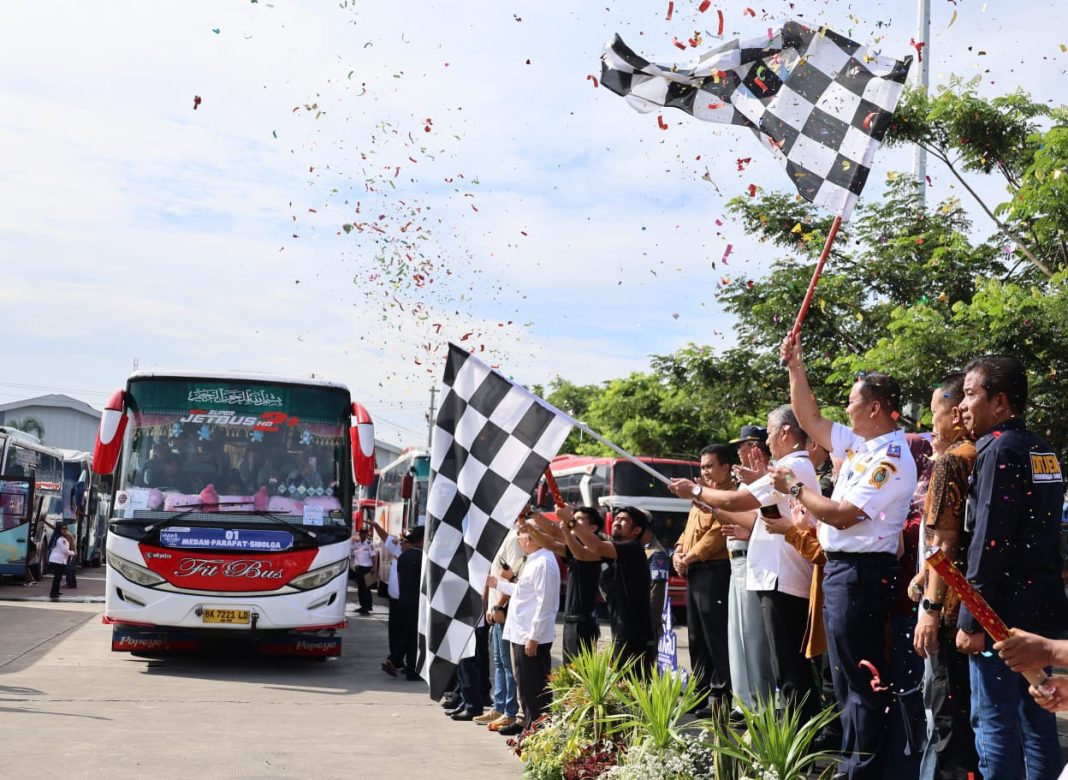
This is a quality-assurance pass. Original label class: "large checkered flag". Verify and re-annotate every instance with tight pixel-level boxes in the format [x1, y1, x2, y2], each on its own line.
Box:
[417, 344, 574, 699]
[601, 21, 911, 219]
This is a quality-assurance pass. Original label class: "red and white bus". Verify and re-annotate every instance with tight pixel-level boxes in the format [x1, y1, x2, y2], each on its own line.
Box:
[544, 454, 700, 617]
[93, 371, 375, 656]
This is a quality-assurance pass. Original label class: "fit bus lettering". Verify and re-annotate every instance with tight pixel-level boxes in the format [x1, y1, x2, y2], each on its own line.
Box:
[174, 558, 285, 580]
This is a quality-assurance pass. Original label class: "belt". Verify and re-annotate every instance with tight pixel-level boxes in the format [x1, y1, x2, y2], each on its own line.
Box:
[728, 549, 747, 560]
[687, 558, 729, 568]
[563, 612, 597, 624]
[825, 551, 896, 562]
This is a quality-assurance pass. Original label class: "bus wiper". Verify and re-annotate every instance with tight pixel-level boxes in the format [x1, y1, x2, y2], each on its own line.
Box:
[141, 501, 259, 534]
[231, 510, 318, 542]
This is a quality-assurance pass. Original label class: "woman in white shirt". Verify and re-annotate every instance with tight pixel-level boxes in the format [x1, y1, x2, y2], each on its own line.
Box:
[48, 522, 74, 599]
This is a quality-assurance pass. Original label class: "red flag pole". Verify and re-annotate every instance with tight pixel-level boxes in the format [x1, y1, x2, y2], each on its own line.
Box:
[786, 214, 843, 344]
[543, 469, 565, 507]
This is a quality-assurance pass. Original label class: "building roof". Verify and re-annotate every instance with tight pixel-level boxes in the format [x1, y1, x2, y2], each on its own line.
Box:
[0, 394, 102, 419]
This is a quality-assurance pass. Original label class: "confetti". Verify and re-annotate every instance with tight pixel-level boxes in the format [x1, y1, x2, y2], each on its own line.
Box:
[714, 8, 724, 35]
[909, 38, 925, 62]
[721, 243, 733, 264]
[743, 7, 755, 17]
[698, 0, 712, 12]
[858, 660, 889, 692]
[192, 95, 202, 110]
[586, 74, 599, 88]
[862, 112, 878, 130]
[747, 183, 758, 197]
[947, 10, 957, 29]
[658, 114, 669, 130]
[672, 37, 687, 51]
[665, 1, 674, 20]
[736, 157, 751, 171]
[211, 27, 220, 34]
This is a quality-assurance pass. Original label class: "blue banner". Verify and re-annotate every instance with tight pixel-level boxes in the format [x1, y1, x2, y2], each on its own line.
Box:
[158, 527, 293, 552]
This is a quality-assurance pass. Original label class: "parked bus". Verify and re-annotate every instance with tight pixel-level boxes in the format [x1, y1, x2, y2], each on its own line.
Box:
[365, 448, 429, 589]
[92, 371, 375, 656]
[59, 450, 109, 568]
[0, 428, 65, 583]
[542, 454, 700, 619]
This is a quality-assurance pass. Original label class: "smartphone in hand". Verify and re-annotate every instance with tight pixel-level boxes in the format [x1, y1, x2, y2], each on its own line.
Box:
[499, 558, 511, 571]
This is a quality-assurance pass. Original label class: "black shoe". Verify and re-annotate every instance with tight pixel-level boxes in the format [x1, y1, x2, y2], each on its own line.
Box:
[48, 595, 60, 601]
[440, 694, 460, 709]
[812, 727, 843, 753]
[405, 672, 421, 681]
[381, 661, 398, 678]
[691, 707, 714, 719]
[444, 705, 466, 717]
[451, 709, 481, 721]
[497, 722, 523, 736]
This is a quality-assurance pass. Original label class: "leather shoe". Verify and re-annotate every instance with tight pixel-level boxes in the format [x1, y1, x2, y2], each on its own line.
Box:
[497, 722, 523, 736]
[440, 694, 460, 709]
[380, 660, 398, 678]
[450, 709, 481, 721]
[444, 705, 466, 717]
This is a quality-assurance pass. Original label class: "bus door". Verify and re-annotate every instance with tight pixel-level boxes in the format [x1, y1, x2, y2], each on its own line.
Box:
[0, 476, 35, 578]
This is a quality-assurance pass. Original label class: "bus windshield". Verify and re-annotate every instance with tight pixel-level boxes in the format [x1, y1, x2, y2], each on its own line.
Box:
[116, 378, 351, 525]
[612, 461, 699, 499]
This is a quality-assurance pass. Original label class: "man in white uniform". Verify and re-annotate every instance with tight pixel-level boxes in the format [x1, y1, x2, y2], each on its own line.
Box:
[771, 335, 916, 780]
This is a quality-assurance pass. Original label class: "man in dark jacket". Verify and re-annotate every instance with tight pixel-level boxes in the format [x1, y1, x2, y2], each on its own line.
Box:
[394, 525, 424, 680]
[956, 355, 1067, 780]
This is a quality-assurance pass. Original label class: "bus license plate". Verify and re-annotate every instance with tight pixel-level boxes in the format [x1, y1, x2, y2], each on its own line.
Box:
[202, 609, 251, 625]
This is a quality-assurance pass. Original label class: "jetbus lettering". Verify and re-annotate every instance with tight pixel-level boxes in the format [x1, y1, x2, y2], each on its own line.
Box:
[178, 410, 260, 427]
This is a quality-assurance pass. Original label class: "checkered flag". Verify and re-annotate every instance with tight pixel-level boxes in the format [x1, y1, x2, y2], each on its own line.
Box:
[601, 21, 911, 219]
[417, 344, 574, 699]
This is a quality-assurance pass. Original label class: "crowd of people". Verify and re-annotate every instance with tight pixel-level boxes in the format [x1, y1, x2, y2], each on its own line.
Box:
[363, 336, 1067, 780]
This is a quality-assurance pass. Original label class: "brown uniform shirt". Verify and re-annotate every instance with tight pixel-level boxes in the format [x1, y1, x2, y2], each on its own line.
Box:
[923, 438, 977, 623]
[675, 504, 728, 561]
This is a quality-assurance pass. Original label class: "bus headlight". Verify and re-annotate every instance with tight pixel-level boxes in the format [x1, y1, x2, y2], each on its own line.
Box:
[289, 559, 348, 591]
[106, 551, 166, 587]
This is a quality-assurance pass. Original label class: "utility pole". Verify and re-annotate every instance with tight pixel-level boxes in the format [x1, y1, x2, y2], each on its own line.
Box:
[426, 386, 438, 448]
[912, 0, 931, 207]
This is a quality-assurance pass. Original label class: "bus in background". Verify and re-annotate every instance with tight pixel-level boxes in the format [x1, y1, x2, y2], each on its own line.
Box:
[59, 450, 109, 568]
[93, 372, 375, 656]
[0, 428, 65, 583]
[543, 454, 700, 621]
[367, 448, 429, 589]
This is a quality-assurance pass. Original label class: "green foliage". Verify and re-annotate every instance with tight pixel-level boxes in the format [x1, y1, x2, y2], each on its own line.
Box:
[706, 693, 840, 780]
[8, 416, 45, 441]
[548, 644, 633, 745]
[609, 664, 710, 756]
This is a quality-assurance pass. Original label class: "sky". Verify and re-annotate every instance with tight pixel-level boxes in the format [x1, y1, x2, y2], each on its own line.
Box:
[1, 0, 1066, 447]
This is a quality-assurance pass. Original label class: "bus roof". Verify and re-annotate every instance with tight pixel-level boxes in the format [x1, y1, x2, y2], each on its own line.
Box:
[127, 370, 350, 392]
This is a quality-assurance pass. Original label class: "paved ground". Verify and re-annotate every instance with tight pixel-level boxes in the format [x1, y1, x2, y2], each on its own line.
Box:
[0, 575, 520, 780]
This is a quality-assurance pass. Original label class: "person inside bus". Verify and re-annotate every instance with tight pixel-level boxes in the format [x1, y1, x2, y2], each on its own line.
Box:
[144, 452, 193, 493]
[285, 455, 324, 494]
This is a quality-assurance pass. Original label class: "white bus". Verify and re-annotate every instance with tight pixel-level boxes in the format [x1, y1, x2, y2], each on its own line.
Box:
[93, 371, 375, 656]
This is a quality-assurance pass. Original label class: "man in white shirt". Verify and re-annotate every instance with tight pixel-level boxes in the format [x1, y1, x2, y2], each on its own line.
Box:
[487, 517, 560, 729]
[349, 528, 375, 614]
[371, 520, 410, 677]
[771, 335, 917, 780]
[670, 405, 821, 722]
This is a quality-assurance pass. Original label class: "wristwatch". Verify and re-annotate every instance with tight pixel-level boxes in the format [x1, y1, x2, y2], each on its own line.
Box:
[691, 484, 702, 498]
[789, 482, 804, 498]
[921, 598, 943, 614]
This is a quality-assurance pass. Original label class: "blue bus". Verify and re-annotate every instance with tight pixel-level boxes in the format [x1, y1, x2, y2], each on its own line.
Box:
[0, 428, 65, 582]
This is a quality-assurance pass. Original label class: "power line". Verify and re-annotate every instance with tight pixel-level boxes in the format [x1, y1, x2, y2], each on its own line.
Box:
[0, 381, 112, 397]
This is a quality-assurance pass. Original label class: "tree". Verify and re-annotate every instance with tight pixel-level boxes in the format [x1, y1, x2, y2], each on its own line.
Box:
[9, 417, 45, 441]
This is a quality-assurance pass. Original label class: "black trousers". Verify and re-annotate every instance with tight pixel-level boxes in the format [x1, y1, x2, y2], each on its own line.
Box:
[686, 560, 732, 703]
[353, 565, 373, 611]
[388, 598, 418, 673]
[929, 622, 980, 780]
[614, 638, 655, 677]
[561, 616, 599, 663]
[511, 641, 552, 726]
[822, 554, 898, 780]
[48, 562, 64, 598]
[758, 588, 820, 722]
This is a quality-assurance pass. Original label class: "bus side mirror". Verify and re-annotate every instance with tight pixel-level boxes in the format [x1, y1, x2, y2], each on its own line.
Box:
[92, 389, 127, 476]
[350, 402, 376, 488]
[401, 475, 413, 500]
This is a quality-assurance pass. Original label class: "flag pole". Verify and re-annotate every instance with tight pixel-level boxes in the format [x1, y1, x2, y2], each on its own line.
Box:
[570, 421, 672, 486]
[784, 215, 844, 353]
